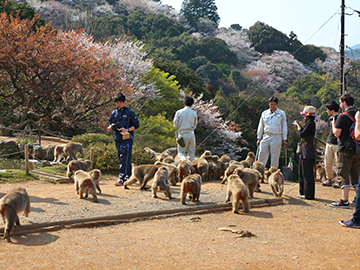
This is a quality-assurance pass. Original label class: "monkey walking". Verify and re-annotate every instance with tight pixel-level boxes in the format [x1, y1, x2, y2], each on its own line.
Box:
[268, 169, 285, 197]
[234, 168, 262, 198]
[221, 163, 243, 184]
[53, 144, 67, 162]
[180, 174, 202, 205]
[0, 187, 30, 242]
[64, 142, 84, 163]
[124, 164, 162, 190]
[89, 169, 102, 193]
[74, 170, 98, 203]
[266, 166, 278, 181]
[151, 166, 173, 199]
[67, 160, 92, 180]
[225, 174, 250, 213]
[178, 160, 192, 182]
[240, 151, 256, 168]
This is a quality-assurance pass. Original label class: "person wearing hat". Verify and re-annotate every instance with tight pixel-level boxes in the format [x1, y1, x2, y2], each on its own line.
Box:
[330, 94, 360, 209]
[293, 105, 317, 200]
[107, 93, 139, 186]
[173, 96, 198, 161]
[257, 96, 288, 168]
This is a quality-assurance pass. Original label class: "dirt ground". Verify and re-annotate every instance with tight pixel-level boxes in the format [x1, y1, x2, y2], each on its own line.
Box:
[0, 136, 359, 269]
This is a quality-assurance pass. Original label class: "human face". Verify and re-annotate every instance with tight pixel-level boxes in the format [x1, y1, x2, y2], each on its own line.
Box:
[269, 101, 278, 112]
[326, 108, 336, 116]
[339, 100, 345, 112]
[115, 100, 125, 109]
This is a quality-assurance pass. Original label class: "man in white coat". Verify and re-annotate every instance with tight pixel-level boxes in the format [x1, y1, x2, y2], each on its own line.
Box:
[256, 96, 288, 168]
[174, 96, 198, 161]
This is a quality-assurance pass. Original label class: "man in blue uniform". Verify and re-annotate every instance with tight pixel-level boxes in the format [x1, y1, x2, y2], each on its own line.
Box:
[107, 93, 139, 186]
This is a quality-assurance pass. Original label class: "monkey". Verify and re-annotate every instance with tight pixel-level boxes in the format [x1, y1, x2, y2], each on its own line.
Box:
[151, 166, 173, 199]
[89, 169, 102, 194]
[199, 150, 211, 159]
[53, 144, 67, 162]
[67, 160, 92, 180]
[162, 156, 175, 164]
[178, 160, 192, 182]
[144, 147, 157, 159]
[239, 151, 256, 168]
[158, 147, 177, 162]
[190, 158, 199, 171]
[196, 158, 209, 181]
[316, 164, 326, 182]
[252, 161, 265, 183]
[234, 168, 262, 198]
[218, 154, 232, 164]
[268, 169, 285, 197]
[124, 164, 162, 190]
[221, 163, 244, 184]
[74, 170, 98, 203]
[225, 174, 250, 213]
[203, 154, 219, 163]
[208, 161, 219, 180]
[189, 164, 196, 174]
[64, 142, 84, 163]
[180, 174, 202, 205]
[166, 163, 180, 186]
[0, 187, 30, 242]
[215, 160, 227, 180]
[266, 166, 278, 181]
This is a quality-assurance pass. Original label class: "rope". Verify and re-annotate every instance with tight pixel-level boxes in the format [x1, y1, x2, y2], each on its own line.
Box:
[0, 150, 25, 158]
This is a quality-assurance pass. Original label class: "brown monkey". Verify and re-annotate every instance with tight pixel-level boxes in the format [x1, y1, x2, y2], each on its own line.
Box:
[0, 187, 30, 242]
[53, 144, 67, 162]
[240, 151, 256, 168]
[151, 166, 173, 199]
[89, 169, 102, 193]
[180, 174, 202, 205]
[266, 166, 278, 181]
[189, 164, 196, 174]
[124, 164, 162, 190]
[190, 158, 199, 171]
[208, 161, 218, 180]
[67, 160, 92, 180]
[144, 147, 157, 158]
[216, 160, 227, 180]
[166, 164, 180, 186]
[221, 163, 243, 184]
[316, 164, 326, 182]
[178, 160, 191, 182]
[162, 156, 175, 164]
[268, 169, 285, 197]
[74, 170, 98, 203]
[64, 142, 84, 163]
[252, 161, 265, 183]
[225, 174, 250, 213]
[196, 158, 209, 181]
[234, 168, 262, 198]
[199, 150, 211, 159]
[218, 154, 231, 163]
[158, 147, 177, 162]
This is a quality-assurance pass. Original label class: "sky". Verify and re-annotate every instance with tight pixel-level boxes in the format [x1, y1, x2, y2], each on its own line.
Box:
[160, 0, 360, 50]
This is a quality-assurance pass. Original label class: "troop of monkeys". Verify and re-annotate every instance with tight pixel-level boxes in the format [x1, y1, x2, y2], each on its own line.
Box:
[0, 145, 285, 243]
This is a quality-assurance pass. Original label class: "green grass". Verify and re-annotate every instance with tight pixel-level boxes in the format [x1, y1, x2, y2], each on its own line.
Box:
[34, 164, 67, 176]
[0, 170, 39, 183]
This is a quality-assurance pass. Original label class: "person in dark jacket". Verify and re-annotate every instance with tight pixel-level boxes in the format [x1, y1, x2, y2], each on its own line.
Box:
[293, 106, 317, 200]
[107, 93, 139, 186]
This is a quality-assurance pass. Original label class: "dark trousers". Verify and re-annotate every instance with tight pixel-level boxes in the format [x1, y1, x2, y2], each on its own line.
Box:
[353, 185, 360, 224]
[116, 140, 133, 180]
[298, 158, 315, 199]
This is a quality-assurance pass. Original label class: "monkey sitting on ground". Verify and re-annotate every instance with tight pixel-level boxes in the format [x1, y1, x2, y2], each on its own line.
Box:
[268, 169, 285, 197]
[221, 163, 243, 184]
[199, 150, 211, 159]
[158, 147, 178, 162]
[64, 142, 84, 163]
[215, 160, 227, 180]
[316, 164, 327, 183]
[0, 187, 30, 242]
[218, 154, 231, 164]
[196, 158, 209, 181]
[144, 147, 157, 159]
[74, 170, 98, 203]
[180, 174, 202, 205]
[225, 174, 250, 213]
[252, 161, 265, 183]
[124, 164, 162, 190]
[178, 160, 191, 182]
[89, 169, 102, 194]
[162, 156, 175, 164]
[208, 161, 219, 180]
[53, 144, 67, 162]
[67, 160, 92, 180]
[234, 168, 262, 198]
[240, 152, 256, 168]
[151, 166, 173, 199]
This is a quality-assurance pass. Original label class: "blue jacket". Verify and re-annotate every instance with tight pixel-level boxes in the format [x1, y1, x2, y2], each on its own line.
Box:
[109, 107, 139, 141]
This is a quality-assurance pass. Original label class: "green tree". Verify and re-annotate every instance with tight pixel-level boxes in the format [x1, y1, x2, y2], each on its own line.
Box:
[92, 14, 128, 42]
[199, 37, 238, 65]
[230, 70, 250, 92]
[181, 0, 220, 32]
[195, 63, 223, 87]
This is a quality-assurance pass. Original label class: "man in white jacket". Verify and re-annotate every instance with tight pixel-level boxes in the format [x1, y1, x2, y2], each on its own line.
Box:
[174, 96, 198, 161]
[256, 96, 288, 168]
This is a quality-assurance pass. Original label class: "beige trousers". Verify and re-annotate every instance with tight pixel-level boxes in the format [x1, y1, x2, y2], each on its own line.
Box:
[324, 143, 338, 180]
[177, 132, 196, 161]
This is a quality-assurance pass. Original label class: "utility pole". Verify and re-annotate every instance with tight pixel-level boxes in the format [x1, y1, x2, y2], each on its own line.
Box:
[340, 0, 345, 95]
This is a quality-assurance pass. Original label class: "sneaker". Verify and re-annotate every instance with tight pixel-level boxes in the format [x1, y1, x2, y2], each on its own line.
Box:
[297, 194, 305, 199]
[114, 179, 124, 186]
[322, 180, 333, 187]
[332, 184, 341, 189]
[339, 219, 360, 229]
[351, 197, 357, 205]
[329, 199, 350, 208]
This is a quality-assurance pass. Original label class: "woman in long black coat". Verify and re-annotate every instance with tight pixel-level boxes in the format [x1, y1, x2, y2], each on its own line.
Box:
[293, 106, 317, 200]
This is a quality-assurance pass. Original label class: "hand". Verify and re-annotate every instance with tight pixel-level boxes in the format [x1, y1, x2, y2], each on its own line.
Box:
[283, 140, 288, 147]
[106, 125, 112, 132]
[256, 139, 261, 147]
[356, 111, 360, 121]
[119, 127, 127, 133]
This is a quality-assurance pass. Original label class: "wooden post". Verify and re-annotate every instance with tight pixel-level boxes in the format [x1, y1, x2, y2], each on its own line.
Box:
[90, 148, 94, 169]
[25, 144, 29, 175]
[38, 125, 41, 146]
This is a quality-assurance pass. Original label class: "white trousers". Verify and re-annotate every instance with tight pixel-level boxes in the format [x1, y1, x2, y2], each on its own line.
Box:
[258, 134, 282, 168]
[324, 143, 338, 180]
[177, 132, 196, 161]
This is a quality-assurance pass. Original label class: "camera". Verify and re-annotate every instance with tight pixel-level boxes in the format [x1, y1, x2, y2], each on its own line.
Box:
[111, 123, 121, 131]
[292, 121, 298, 125]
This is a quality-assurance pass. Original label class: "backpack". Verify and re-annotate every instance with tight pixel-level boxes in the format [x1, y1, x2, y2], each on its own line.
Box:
[343, 112, 360, 154]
